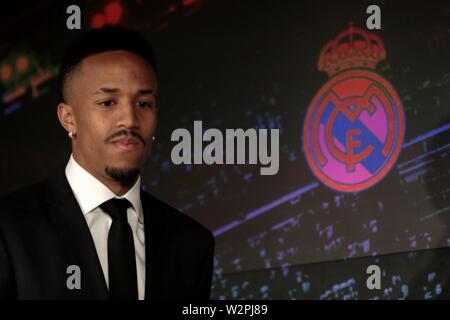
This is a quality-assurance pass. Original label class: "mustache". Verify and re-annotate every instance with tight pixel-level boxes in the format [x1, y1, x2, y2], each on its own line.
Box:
[105, 129, 146, 146]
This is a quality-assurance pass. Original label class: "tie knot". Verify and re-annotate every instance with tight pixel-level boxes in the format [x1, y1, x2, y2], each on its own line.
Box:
[100, 198, 132, 221]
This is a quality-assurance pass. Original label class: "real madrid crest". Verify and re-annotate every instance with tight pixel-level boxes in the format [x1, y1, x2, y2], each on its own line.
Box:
[303, 23, 405, 192]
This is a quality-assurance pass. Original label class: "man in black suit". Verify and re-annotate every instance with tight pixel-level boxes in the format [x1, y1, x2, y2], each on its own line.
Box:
[0, 26, 215, 300]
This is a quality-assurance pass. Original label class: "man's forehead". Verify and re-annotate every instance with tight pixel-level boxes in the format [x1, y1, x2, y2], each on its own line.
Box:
[72, 51, 157, 88]
[64, 54, 157, 102]
[75, 52, 158, 85]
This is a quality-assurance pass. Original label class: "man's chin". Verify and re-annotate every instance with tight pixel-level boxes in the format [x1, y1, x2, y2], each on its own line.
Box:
[104, 165, 140, 183]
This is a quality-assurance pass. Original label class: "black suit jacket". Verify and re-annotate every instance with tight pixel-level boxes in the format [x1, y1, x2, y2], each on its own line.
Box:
[0, 170, 215, 300]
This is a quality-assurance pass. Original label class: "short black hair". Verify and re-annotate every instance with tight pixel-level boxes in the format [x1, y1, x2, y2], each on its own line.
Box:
[58, 26, 157, 103]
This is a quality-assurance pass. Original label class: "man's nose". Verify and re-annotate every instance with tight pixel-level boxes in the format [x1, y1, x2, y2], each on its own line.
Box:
[118, 101, 139, 129]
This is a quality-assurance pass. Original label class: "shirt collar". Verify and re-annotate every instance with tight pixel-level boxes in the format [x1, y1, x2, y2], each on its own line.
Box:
[65, 154, 143, 222]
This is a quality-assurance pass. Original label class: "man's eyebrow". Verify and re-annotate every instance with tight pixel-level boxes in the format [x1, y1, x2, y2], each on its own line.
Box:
[137, 88, 154, 95]
[93, 88, 120, 95]
[92, 88, 155, 95]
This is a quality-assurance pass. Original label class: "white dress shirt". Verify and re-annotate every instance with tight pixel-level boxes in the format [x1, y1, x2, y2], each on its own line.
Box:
[65, 154, 146, 300]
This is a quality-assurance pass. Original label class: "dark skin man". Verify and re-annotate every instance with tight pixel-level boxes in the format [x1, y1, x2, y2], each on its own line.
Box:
[57, 50, 158, 195]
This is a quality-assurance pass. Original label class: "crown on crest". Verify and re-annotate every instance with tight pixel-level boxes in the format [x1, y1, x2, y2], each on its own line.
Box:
[318, 22, 386, 77]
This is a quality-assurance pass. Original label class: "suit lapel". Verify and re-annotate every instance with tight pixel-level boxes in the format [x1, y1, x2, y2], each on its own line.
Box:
[44, 170, 109, 299]
[141, 191, 173, 300]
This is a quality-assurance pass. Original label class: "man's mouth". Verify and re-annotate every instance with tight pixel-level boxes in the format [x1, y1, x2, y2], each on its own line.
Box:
[110, 137, 142, 150]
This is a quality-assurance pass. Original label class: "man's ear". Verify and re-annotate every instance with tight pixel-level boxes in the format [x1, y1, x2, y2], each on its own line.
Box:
[57, 102, 76, 136]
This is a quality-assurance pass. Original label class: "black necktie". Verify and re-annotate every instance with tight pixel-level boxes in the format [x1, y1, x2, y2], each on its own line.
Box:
[100, 198, 138, 300]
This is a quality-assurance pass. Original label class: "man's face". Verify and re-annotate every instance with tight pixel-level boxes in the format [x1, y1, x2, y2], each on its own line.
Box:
[62, 50, 158, 183]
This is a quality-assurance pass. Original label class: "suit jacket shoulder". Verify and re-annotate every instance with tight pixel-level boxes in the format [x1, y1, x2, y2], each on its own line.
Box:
[0, 180, 50, 227]
[141, 191, 214, 243]
[139, 190, 215, 299]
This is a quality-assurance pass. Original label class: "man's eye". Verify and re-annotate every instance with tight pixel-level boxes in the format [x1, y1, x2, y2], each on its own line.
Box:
[137, 101, 153, 108]
[99, 100, 115, 107]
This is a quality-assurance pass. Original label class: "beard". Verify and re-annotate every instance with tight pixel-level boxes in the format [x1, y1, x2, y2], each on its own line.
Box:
[105, 166, 140, 183]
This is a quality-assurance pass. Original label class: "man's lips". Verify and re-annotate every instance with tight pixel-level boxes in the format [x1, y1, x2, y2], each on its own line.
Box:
[110, 138, 142, 150]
